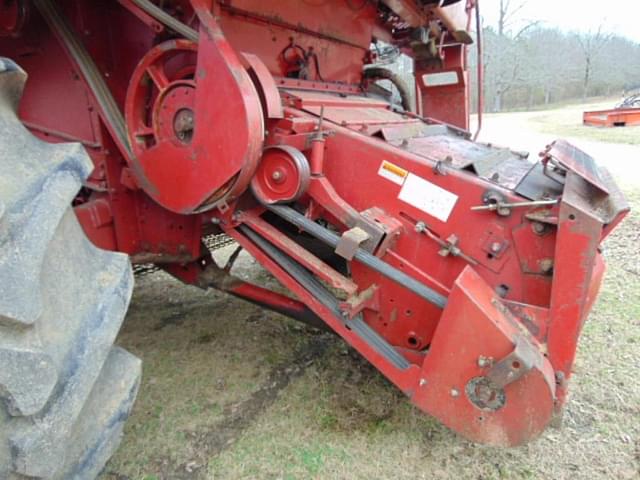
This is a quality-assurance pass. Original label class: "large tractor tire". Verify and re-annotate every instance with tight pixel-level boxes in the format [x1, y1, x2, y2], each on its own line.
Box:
[0, 59, 141, 478]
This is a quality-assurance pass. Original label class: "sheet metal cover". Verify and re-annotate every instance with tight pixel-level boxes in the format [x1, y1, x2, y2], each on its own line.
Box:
[546, 140, 609, 195]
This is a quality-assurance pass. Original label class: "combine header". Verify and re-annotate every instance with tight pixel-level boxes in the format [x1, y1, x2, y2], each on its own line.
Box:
[584, 90, 640, 127]
[0, 1, 629, 478]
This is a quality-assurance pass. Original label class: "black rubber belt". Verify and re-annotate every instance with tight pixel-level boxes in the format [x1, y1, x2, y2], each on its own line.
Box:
[239, 225, 410, 370]
[129, 0, 199, 42]
[33, 0, 132, 159]
[267, 205, 448, 309]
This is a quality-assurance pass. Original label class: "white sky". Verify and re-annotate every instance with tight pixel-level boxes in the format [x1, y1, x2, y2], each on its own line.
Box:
[480, 0, 640, 42]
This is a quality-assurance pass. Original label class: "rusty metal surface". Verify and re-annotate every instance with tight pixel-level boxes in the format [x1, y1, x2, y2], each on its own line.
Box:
[543, 140, 610, 195]
[391, 134, 534, 189]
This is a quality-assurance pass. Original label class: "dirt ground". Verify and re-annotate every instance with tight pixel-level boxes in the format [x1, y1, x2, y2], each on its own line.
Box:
[102, 103, 640, 480]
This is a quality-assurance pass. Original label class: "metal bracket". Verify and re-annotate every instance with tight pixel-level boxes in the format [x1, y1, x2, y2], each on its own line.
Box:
[485, 336, 542, 389]
[339, 284, 380, 319]
[415, 222, 478, 265]
[335, 226, 370, 260]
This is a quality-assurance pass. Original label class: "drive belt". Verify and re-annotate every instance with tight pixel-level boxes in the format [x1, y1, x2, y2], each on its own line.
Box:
[33, 0, 132, 159]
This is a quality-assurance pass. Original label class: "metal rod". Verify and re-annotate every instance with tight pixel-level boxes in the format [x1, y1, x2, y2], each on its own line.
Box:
[267, 205, 448, 309]
[238, 224, 410, 370]
[471, 199, 558, 212]
[473, 0, 484, 141]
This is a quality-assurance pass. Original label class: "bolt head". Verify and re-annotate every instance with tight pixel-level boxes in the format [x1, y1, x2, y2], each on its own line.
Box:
[478, 356, 492, 368]
[533, 222, 546, 234]
[419, 378, 427, 387]
[450, 388, 460, 398]
[491, 242, 502, 253]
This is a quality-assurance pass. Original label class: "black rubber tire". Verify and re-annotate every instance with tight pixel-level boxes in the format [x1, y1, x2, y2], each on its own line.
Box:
[0, 59, 141, 479]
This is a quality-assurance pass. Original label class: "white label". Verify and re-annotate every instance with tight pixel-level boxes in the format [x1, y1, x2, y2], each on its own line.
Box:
[398, 173, 458, 222]
[378, 160, 408, 186]
[422, 71, 459, 87]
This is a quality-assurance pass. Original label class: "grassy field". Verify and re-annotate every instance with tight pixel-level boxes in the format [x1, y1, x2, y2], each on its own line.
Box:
[102, 106, 640, 480]
[529, 100, 640, 146]
[476, 99, 640, 147]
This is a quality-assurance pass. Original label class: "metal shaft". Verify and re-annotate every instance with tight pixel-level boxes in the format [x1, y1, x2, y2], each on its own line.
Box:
[267, 205, 448, 309]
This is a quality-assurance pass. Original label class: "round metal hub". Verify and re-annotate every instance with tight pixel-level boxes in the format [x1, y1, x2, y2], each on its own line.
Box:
[155, 83, 195, 146]
[251, 146, 311, 204]
[465, 376, 506, 412]
[173, 108, 194, 144]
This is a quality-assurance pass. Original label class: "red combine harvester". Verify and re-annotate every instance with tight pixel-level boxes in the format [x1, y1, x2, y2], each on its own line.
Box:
[0, 1, 629, 478]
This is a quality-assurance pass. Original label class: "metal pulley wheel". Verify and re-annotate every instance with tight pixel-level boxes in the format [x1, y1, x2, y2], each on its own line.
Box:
[125, 35, 264, 214]
[126, 41, 198, 149]
[251, 146, 311, 204]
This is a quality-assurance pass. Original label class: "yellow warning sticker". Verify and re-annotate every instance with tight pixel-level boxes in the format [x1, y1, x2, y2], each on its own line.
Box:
[378, 160, 408, 186]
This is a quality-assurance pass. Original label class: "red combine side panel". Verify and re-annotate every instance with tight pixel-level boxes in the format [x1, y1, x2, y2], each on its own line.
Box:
[0, 2, 630, 475]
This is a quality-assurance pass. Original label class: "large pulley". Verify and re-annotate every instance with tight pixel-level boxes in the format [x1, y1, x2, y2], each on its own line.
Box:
[125, 31, 264, 213]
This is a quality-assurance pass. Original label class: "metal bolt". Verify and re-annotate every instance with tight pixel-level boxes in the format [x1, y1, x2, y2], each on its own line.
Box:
[540, 258, 554, 274]
[419, 378, 427, 387]
[491, 242, 502, 253]
[477, 356, 493, 368]
[450, 388, 460, 398]
[533, 222, 546, 235]
[271, 170, 283, 181]
[415, 221, 426, 233]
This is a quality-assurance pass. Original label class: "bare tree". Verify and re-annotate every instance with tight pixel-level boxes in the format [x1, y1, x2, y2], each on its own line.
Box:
[498, 0, 524, 36]
[470, 8, 640, 111]
[497, 0, 538, 38]
[490, 0, 538, 111]
[578, 25, 612, 99]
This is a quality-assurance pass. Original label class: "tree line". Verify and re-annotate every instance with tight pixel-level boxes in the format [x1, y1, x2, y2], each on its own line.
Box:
[470, 5, 640, 112]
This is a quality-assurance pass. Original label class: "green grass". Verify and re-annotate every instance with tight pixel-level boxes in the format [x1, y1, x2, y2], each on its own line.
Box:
[528, 102, 640, 145]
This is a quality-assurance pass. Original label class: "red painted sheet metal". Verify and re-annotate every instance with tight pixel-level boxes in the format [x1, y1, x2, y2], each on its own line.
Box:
[282, 89, 405, 126]
[414, 266, 556, 446]
[583, 107, 640, 127]
[545, 140, 609, 195]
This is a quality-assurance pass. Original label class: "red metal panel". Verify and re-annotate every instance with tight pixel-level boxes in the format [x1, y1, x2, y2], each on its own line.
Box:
[218, 0, 375, 84]
[416, 45, 470, 130]
[547, 172, 605, 408]
[544, 140, 610, 194]
[414, 267, 556, 446]
[584, 107, 640, 127]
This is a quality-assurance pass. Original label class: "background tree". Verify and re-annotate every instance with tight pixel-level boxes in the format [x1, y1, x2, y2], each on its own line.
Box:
[469, 13, 640, 112]
[578, 26, 612, 99]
